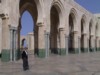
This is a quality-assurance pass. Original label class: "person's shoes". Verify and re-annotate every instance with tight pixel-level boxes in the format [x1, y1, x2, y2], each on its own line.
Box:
[23, 67, 29, 71]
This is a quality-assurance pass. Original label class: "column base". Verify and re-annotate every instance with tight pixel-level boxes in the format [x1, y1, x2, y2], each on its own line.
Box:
[89, 48, 95, 52]
[0, 53, 1, 58]
[51, 48, 59, 54]
[34, 48, 38, 55]
[69, 48, 79, 54]
[74, 48, 79, 54]
[81, 48, 88, 53]
[59, 48, 66, 55]
[1, 49, 10, 62]
[96, 48, 100, 51]
[38, 49, 46, 58]
[15, 49, 21, 60]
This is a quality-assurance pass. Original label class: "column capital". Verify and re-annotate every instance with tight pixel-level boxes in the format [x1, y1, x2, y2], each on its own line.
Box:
[0, 13, 9, 20]
[78, 36, 81, 39]
[59, 28, 65, 31]
[83, 33, 87, 36]
[65, 34, 69, 38]
[37, 22, 44, 27]
[45, 31, 50, 35]
[9, 25, 17, 31]
[90, 35, 94, 37]
[73, 30, 78, 34]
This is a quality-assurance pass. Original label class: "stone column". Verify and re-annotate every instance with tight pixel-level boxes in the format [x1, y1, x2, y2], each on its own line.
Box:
[73, 31, 79, 53]
[37, 23, 45, 58]
[93, 36, 96, 52]
[99, 38, 100, 51]
[45, 31, 50, 58]
[27, 33, 34, 51]
[95, 38, 96, 51]
[9, 26, 17, 61]
[1, 16, 10, 62]
[91, 36, 95, 52]
[14, 30, 17, 61]
[59, 28, 66, 55]
[87, 38, 90, 53]
[65, 35, 68, 55]
[84, 34, 88, 52]
[27, 34, 31, 50]
[31, 34, 34, 51]
[78, 36, 81, 54]
[10, 29, 13, 61]
[0, 18, 2, 57]
[96, 37, 99, 51]
[57, 34, 60, 53]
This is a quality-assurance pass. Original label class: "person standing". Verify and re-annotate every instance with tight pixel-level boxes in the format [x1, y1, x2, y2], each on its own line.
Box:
[21, 47, 29, 71]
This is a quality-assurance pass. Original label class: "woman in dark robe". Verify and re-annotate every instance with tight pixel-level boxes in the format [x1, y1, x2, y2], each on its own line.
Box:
[21, 47, 29, 71]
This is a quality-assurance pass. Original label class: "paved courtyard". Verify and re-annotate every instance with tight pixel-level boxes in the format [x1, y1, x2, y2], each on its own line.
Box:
[1, 52, 100, 75]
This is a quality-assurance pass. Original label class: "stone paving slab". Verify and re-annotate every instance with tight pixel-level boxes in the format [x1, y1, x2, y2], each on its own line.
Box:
[0, 52, 100, 75]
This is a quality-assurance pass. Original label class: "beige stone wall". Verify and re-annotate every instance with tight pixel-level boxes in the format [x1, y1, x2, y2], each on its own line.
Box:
[20, 32, 34, 51]
[27, 32, 34, 51]
[0, 0, 100, 55]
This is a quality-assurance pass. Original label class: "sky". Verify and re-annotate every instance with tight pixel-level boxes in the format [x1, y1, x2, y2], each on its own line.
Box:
[75, 0, 100, 14]
[21, 11, 34, 36]
[21, 0, 100, 36]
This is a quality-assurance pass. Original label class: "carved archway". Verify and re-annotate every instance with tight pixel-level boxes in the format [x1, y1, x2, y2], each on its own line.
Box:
[18, 0, 41, 56]
[81, 17, 85, 52]
[95, 23, 98, 51]
[68, 9, 77, 53]
[50, 5, 60, 54]
[89, 19, 93, 52]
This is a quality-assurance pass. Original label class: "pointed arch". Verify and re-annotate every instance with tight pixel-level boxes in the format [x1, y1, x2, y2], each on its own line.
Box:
[69, 8, 78, 26]
[95, 22, 99, 36]
[81, 14, 87, 32]
[89, 19, 93, 52]
[80, 14, 86, 52]
[19, 0, 43, 23]
[95, 22, 99, 51]
[89, 19, 93, 35]
[49, 0, 65, 54]
[68, 8, 77, 53]
[50, 0, 65, 28]
[18, 0, 44, 56]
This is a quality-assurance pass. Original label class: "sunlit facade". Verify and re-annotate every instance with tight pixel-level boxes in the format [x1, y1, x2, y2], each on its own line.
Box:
[0, 0, 100, 62]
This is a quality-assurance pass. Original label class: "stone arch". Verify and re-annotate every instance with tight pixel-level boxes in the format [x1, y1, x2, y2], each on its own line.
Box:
[89, 19, 93, 35]
[95, 23, 98, 37]
[50, 0, 65, 28]
[89, 19, 93, 52]
[69, 8, 77, 27]
[95, 22, 99, 51]
[81, 14, 86, 52]
[18, 0, 43, 55]
[68, 8, 77, 53]
[49, 0, 64, 54]
[19, 0, 43, 23]
[81, 14, 87, 30]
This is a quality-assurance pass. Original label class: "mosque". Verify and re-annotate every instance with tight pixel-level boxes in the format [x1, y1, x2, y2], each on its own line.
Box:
[0, 0, 100, 62]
